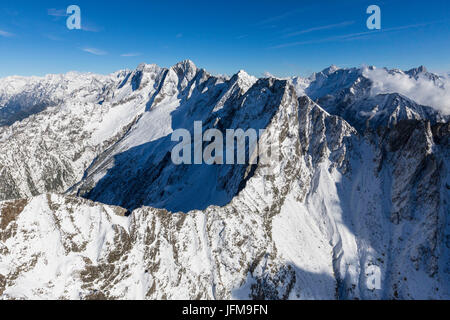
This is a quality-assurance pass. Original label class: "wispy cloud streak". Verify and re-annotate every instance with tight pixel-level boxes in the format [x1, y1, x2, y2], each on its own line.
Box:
[47, 8, 67, 17]
[271, 20, 446, 49]
[82, 48, 107, 55]
[283, 21, 354, 38]
[0, 30, 14, 37]
[255, 9, 304, 26]
[121, 53, 141, 57]
[82, 24, 103, 33]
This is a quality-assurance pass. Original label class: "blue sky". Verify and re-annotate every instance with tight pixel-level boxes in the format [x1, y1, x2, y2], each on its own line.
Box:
[0, 0, 449, 77]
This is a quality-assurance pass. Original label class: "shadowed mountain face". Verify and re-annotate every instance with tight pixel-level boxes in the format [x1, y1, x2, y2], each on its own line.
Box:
[80, 75, 289, 212]
[0, 61, 449, 299]
[0, 100, 51, 127]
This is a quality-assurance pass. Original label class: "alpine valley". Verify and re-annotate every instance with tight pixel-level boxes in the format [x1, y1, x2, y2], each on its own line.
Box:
[0, 60, 448, 300]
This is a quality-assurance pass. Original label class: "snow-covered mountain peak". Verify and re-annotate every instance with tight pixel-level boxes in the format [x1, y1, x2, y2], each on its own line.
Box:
[172, 59, 198, 77]
[406, 65, 427, 76]
[134, 62, 162, 74]
[175, 58, 196, 68]
[322, 64, 340, 75]
[233, 70, 258, 92]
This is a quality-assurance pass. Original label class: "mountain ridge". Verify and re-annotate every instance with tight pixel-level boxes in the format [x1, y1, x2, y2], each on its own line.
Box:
[0, 60, 448, 300]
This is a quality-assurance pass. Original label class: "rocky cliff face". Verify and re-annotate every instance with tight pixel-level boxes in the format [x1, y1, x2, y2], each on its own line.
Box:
[0, 61, 448, 299]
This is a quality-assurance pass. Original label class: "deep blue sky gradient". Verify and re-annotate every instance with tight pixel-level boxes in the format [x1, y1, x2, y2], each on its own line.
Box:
[0, 0, 449, 77]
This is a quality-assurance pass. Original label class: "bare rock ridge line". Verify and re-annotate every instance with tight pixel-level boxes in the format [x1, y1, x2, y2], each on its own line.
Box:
[0, 60, 449, 299]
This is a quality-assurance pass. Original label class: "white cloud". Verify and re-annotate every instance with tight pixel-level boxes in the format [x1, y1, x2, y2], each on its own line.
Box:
[82, 48, 107, 55]
[81, 24, 102, 33]
[256, 9, 303, 26]
[0, 30, 14, 37]
[121, 53, 141, 57]
[283, 21, 354, 38]
[363, 67, 450, 115]
[47, 8, 67, 17]
[271, 20, 445, 49]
